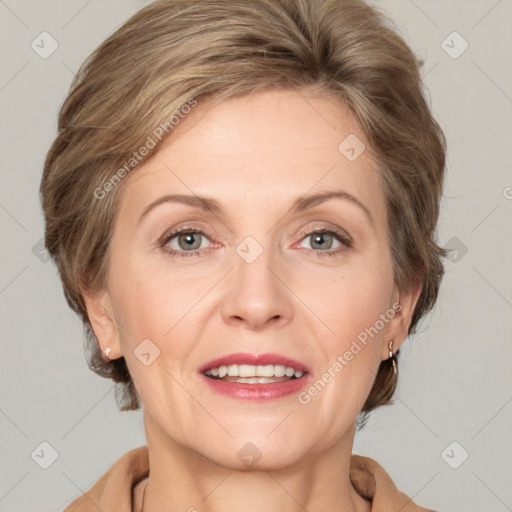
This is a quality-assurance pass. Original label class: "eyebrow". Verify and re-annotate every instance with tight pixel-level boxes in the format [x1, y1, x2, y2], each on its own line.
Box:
[138, 189, 373, 225]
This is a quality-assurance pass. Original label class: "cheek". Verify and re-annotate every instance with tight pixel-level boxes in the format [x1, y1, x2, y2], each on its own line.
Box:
[112, 249, 203, 333]
[115, 272, 173, 337]
[298, 279, 391, 429]
[310, 259, 394, 341]
[304, 258, 394, 398]
[109, 265, 201, 410]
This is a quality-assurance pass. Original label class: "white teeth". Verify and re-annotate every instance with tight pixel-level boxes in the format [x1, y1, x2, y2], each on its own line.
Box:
[204, 363, 304, 379]
[273, 365, 286, 377]
[285, 367, 295, 377]
[239, 377, 284, 384]
[225, 377, 289, 384]
[257, 365, 274, 377]
[238, 364, 256, 377]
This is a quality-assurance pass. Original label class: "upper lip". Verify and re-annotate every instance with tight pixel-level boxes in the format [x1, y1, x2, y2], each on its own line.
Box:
[199, 353, 310, 374]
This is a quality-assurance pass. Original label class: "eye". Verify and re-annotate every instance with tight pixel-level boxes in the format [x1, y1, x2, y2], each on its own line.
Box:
[296, 226, 352, 257]
[161, 227, 214, 258]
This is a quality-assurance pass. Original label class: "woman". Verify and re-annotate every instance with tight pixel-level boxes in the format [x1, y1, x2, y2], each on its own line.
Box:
[40, 0, 446, 510]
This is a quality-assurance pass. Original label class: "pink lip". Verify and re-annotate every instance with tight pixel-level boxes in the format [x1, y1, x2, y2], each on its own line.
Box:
[199, 352, 311, 374]
[200, 373, 313, 401]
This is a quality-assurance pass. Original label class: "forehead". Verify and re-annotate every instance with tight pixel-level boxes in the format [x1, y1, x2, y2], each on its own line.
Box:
[116, 89, 386, 224]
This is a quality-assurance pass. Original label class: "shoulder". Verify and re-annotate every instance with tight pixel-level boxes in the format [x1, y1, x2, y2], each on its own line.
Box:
[63, 445, 149, 512]
[350, 454, 439, 511]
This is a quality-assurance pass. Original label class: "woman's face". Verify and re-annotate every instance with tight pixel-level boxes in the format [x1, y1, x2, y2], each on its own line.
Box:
[88, 89, 418, 469]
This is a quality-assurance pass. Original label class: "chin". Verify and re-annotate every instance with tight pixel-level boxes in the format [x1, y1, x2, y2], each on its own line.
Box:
[207, 446, 307, 472]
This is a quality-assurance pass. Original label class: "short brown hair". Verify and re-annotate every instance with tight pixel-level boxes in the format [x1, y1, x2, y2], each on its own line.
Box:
[40, 0, 447, 420]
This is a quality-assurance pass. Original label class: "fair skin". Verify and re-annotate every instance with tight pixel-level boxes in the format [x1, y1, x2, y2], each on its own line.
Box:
[84, 89, 421, 512]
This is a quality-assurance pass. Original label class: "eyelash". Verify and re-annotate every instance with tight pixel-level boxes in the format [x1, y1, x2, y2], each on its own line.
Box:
[160, 225, 352, 259]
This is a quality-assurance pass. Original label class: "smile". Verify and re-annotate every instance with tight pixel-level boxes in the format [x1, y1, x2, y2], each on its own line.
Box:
[199, 353, 311, 400]
[204, 363, 304, 384]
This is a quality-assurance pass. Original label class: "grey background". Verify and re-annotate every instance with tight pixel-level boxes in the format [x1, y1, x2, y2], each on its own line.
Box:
[1, 0, 511, 510]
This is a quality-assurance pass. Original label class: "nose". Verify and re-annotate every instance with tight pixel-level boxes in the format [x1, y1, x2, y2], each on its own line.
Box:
[220, 240, 293, 331]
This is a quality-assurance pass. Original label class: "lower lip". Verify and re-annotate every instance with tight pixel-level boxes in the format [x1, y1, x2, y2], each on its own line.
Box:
[200, 373, 312, 400]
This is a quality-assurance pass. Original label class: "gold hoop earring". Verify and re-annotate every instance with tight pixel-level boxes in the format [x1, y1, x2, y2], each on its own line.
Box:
[388, 340, 397, 376]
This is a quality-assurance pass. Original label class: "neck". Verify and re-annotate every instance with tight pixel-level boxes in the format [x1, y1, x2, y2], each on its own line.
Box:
[139, 410, 370, 512]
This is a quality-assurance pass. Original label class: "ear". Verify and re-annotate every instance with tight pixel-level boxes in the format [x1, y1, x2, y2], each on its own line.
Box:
[82, 287, 123, 361]
[381, 280, 423, 361]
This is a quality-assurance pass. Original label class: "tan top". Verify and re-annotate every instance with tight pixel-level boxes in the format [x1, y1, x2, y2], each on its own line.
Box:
[63, 445, 437, 511]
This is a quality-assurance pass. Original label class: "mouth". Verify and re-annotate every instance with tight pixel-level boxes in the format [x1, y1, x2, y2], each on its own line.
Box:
[199, 353, 310, 395]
